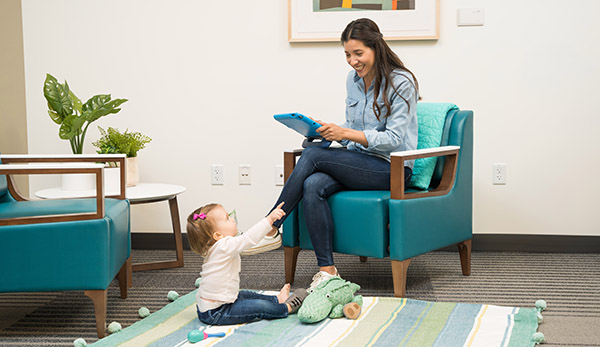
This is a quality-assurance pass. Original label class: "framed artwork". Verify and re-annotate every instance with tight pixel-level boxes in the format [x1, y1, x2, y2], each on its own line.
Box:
[288, 0, 439, 42]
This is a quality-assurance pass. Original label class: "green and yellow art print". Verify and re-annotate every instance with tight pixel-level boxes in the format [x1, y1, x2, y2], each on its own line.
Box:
[314, 0, 415, 12]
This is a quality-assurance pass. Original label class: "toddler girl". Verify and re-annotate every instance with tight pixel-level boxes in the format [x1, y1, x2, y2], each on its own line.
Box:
[187, 202, 307, 325]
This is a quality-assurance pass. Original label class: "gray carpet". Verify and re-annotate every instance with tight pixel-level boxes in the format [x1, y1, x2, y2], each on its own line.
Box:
[0, 249, 599, 346]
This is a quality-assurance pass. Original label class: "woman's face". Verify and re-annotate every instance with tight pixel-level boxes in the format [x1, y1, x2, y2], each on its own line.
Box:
[344, 39, 375, 81]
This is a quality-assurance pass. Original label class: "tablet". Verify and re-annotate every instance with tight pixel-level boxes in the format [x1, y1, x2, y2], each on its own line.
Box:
[273, 113, 332, 148]
[273, 112, 322, 137]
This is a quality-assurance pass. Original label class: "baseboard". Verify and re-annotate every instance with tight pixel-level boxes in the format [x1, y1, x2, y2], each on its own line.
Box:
[441, 234, 599, 253]
[132, 233, 599, 253]
[132, 232, 192, 250]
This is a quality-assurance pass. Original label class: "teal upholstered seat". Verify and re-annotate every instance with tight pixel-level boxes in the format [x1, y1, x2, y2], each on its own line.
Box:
[282, 106, 473, 297]
[298, 191, 390, 258]
[0, 154, 131, 338]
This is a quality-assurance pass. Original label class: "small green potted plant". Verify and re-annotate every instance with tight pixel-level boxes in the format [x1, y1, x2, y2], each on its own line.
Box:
[92, 126, 152, 186]
[43, 73, 127, 154]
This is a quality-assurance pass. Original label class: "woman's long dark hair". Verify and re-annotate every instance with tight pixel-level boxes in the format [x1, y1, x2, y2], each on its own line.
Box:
[341, 18, 420, 120]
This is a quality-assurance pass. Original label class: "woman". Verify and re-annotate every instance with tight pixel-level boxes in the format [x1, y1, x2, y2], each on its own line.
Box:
[251, 18, 420, 290]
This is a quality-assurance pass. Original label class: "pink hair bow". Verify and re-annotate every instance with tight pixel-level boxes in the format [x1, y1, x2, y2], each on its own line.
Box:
[193, 213, 206, 221]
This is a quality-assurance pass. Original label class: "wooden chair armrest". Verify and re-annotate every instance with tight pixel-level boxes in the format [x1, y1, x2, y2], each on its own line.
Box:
[282, 145, 460, 200]
[390, 146, 460, 200]
[0, 163, 109, 226]
[0, 153, 126, 161]
[0, 154, 126, 202]
[283, 149, 304, 182]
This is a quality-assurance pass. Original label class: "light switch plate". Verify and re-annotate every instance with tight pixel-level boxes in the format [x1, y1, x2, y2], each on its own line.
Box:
[457, 8, 484, 26]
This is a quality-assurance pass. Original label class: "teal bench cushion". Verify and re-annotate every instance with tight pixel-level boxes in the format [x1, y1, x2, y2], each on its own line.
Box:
[0, 198, 130, 292]
[409, 102, 458, 190]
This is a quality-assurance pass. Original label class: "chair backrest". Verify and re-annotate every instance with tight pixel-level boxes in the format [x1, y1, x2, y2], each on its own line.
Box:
[0, 176, 7, 201]
[0, 155, 7, 201]
[0, 156, 17, 204]
[429, 109, 474, 190]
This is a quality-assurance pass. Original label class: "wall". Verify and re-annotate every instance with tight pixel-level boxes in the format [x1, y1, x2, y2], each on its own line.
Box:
[20, 0, 600, 236]
[0, 0, 29, 196]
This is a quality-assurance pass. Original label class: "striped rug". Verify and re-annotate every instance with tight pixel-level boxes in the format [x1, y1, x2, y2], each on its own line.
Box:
[91, 290, 541, 347]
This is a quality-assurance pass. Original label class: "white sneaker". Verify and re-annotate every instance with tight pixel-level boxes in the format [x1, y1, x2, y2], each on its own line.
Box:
[308, 269, 340, 291]
[240, 232, 282, 256]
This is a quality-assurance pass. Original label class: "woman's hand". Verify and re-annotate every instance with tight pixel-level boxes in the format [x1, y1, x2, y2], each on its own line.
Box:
[317, 123, 368, 146]
[317, 123, 346, 142]
[306, 116, 323, 125]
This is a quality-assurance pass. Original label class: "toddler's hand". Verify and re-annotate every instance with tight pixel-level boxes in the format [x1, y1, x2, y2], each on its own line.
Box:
[267, 202, 286, 224]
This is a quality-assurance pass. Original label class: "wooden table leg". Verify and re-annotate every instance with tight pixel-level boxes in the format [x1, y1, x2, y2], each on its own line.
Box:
[169, 196, 184, 267]
[133, 196, 185, 272]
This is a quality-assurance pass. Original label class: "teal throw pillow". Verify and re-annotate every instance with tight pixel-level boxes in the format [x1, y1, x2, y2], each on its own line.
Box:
[408, 103, 458, 190]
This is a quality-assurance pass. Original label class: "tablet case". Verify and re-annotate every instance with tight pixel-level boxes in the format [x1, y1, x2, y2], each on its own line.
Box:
[273, 113, 332, 148]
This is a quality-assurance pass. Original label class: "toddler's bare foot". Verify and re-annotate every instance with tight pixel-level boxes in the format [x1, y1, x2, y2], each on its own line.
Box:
[277, 283, 291, 303]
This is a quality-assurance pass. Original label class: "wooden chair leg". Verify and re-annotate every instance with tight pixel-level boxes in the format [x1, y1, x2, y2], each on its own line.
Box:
[391, 258, 411, 298]
[359, 256, 368, 263]
[117, 259, 129, 299]
[284, 246, 300, 284]
[457, 239, 472, 276]
[126, 257, 133, 288]
[84, 289, 107, 338]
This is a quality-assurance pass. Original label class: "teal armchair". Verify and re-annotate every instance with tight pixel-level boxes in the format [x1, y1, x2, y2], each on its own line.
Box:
[0, 154, 131, 338]
[282, 106, 473, 297]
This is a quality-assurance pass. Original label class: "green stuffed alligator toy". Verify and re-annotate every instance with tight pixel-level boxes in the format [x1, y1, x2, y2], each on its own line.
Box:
[298, 277, 363, 323]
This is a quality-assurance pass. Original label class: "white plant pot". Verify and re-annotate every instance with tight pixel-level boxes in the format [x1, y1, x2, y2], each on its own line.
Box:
[104, 167, 121, 193]
[61, 172, 96, 191]
[61, 163, 123, 192]
[126, 157, 139, 187]
[60, 163, 96, 191]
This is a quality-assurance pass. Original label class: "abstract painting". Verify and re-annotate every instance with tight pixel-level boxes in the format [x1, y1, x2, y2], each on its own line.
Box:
[289, 0, 438, 42]
[315, 0, 415, 12]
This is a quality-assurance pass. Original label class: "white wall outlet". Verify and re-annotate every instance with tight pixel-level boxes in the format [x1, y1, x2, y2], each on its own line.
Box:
[239, 165, 251, 185]
[211, 165, 224, 185]
[275, 165, 284, 186]
[492, 163, 506, 185]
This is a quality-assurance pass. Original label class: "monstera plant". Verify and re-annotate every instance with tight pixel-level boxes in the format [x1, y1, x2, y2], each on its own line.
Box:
[43, 73, 128, 154]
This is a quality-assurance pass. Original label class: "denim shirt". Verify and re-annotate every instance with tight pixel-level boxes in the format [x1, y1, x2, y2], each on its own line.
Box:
[339, 69, 418, 168]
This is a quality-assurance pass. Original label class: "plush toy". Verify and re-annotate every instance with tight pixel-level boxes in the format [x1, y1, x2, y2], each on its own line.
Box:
[298, 277, 363, 323]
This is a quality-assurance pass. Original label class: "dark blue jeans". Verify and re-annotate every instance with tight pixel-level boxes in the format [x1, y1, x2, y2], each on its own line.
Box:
[270, 146, 412, 267]
[197, 290, 288, 325]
